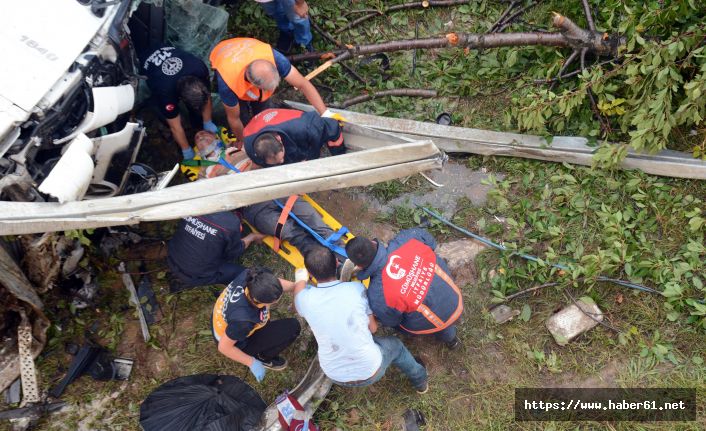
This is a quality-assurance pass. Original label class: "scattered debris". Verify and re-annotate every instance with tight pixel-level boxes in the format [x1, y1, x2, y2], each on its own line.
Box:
[490, 305, 520, 324]
[0, 245, 49, 394]
[0, 401, 67, 421]
[119, 262, 151, 342]
[436, 239, 487, 272]
[59, 270, 98, 310]
[402, 408, 426, 431]
[112, 358, 134, 381]
[546, 300, 604, 346]
[3, 378, 20, 404]
[61, 243, 85, 277]
[49, 343, 133, 398]
[17, 311, 40, 405]
[49, 344, 103, 398]
[435, 112, 452, 126]
[137, 269, 162, 325]
[98, 228, 143, 258]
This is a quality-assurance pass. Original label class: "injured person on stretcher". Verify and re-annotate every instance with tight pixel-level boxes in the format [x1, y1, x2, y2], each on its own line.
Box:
[181, 120, 347, 270]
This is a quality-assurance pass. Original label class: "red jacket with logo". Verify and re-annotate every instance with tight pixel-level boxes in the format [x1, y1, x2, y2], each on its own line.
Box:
[356, 228, 463, 335]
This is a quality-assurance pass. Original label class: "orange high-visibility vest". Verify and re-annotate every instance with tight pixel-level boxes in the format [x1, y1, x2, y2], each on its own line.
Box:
[210, 38, 276, 102]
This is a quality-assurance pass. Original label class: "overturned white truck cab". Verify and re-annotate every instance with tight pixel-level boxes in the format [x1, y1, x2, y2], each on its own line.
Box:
[0, 0, 145, 203]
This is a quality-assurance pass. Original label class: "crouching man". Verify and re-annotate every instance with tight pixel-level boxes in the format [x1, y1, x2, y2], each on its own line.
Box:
[345, 228, 463, 349]
[243, 108, 345, 168]
[167, 211, 264, 290]
[213, 267, 302, 382]
[293, 247, 428, 393]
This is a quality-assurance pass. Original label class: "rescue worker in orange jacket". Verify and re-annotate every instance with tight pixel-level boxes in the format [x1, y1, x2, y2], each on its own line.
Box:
[209, 37, 329, 143]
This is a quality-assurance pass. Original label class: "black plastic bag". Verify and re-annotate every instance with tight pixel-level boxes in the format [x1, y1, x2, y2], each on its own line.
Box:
[140, 374, 266, 431]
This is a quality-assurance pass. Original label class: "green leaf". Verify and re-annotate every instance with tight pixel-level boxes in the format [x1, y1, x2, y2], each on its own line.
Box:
[520, 304, 531, 322]
[688, 216, 704, 232]
[662, 282, 683, 298]
[506, 50, 518, 68]
[666, 310, 680, 322]
[578, 296, 595, 305]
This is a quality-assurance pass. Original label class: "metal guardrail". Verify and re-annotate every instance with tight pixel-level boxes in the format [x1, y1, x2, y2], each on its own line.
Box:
[287, 101, 706, 180]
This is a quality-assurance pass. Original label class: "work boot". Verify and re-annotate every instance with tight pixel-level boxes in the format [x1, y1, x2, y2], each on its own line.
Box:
[338, 259, 356, 282]
[257, 355, 288, 371]
[445, 336, 461, 350]
[276, 31, 294, 54]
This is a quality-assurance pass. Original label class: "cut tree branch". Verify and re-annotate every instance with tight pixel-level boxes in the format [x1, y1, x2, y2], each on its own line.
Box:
[489, 1, 519, 33]
[335, 89, 438, 108]
[310, 17, 366, 83]
[290, 14, 623, 65]
[495, 1, 541, 33]
[336, 0, 472, 34]
[549, 49, 579, 90]
[580, 0, 596, 32]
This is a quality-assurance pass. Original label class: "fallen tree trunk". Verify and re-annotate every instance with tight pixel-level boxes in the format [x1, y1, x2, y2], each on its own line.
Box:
[290, 13, 622, 64]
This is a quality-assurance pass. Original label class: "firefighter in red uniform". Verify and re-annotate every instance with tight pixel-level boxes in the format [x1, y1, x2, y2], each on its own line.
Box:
[243, 108, 345, 168]
[346, 229, 463, 350]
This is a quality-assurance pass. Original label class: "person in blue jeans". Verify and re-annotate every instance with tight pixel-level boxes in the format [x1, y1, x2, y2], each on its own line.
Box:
[294, 246, 428, 393]
[257, 0, 313, 53]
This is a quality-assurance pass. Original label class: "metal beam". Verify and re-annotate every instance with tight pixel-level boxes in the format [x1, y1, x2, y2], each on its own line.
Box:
[0, 140, 442, 235]
[287, 101, 706, 180]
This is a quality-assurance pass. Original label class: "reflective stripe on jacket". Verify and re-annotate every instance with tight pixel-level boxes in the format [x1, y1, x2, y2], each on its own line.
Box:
[357, 228, 463, 334]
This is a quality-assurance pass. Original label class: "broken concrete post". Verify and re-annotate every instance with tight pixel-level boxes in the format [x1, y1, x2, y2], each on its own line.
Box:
[436, 239, 487, 272]
[490, 305, 520, 324]
[546, 300, 603, 345]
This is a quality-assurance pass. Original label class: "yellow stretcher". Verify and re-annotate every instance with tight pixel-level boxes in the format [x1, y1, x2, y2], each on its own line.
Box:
[242, 194, 354, 270]
[182, 153, 364, 282]
[244, 195, 369, 286]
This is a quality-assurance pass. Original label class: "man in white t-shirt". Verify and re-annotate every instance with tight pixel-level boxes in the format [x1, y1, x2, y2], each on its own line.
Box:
[294, 247, 428, 392]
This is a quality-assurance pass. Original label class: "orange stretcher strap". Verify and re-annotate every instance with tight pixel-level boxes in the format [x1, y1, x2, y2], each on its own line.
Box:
[399, 265, 464, 335]
[273, 195, 299, 253]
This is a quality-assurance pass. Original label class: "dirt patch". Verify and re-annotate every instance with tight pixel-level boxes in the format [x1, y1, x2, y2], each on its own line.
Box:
[547, 359, 623, 389]
[311, 189, 397, 242]
[353, 160, 503, 218]
[119, 241, 168, 262]
[115, 319, 151, 374]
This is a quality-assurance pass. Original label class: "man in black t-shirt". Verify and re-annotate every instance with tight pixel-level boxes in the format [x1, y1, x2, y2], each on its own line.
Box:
[212, 267, 304, 382]
[140, 46, 216, 160]
[167, 211, 264, 289]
